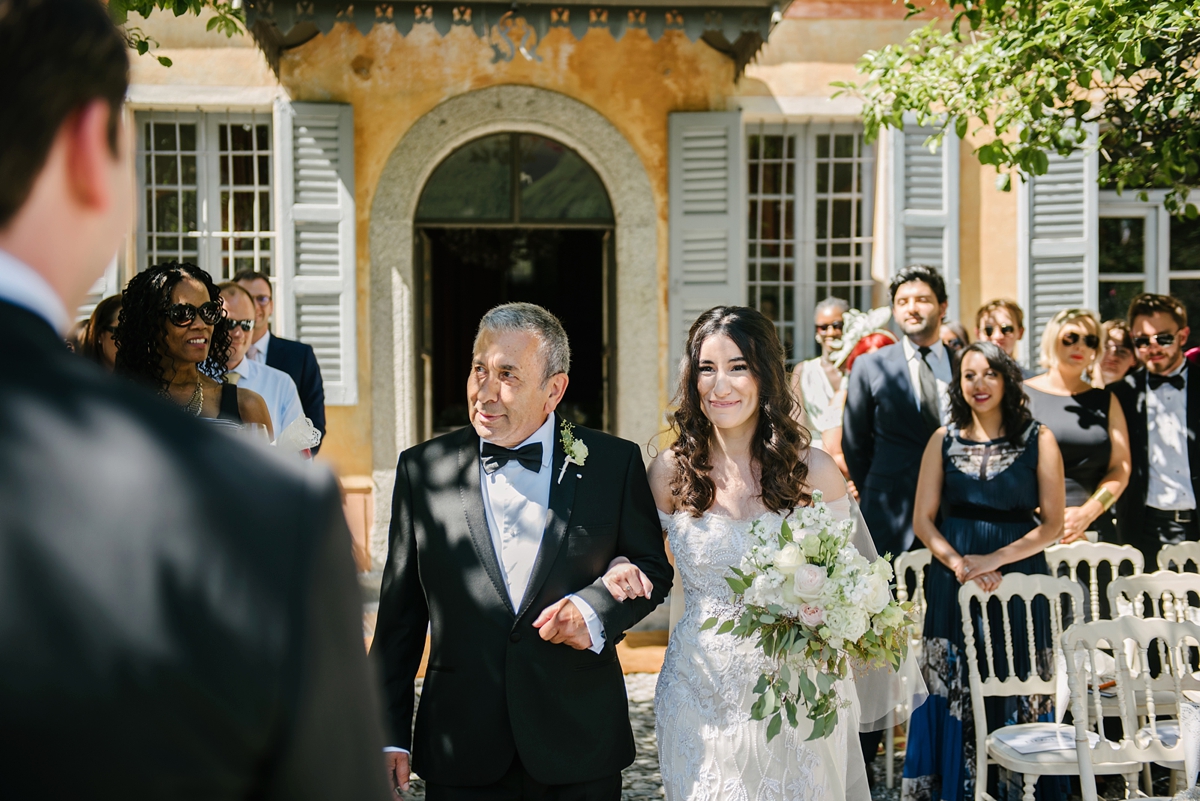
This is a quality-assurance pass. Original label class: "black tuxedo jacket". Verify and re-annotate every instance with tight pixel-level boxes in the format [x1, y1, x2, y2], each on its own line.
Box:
[265, 334, 326, 452]
[842, 343, 953, 557]
[1110, 365, 1200, 558]
[0, 300, 388, 800]
[371, 423, 672, 786]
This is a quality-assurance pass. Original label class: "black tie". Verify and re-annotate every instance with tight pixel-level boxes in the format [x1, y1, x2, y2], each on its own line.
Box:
[1148, 373, 1186, 391]
[481, 442, 544, 474]
[917, 346, 941, 432]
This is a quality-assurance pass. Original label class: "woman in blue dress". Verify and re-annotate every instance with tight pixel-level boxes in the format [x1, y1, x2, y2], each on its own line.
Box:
[901, 342, 1066, 801]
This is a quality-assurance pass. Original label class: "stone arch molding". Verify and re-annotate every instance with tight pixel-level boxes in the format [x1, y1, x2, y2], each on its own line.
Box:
[368, 85, 660, 564]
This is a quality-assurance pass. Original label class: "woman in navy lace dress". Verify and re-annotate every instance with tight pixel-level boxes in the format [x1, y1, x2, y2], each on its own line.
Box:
[901, 342, 1066, 801]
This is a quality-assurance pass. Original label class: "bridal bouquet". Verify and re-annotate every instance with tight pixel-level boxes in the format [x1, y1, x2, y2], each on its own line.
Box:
[701, 491, 916, 741]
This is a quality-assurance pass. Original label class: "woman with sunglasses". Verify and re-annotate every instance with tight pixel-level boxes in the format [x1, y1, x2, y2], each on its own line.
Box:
[79, 294, 121, 371]
[115, 262, 273, 436]
[1023, 308, 1130, 546]
[789, 296, 848, 450]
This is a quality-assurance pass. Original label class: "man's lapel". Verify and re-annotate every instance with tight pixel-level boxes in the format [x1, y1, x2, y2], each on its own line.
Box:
[1186, 362, 1200, 478]
[516, 427, 578, 619]
[456, 430, 516, 616]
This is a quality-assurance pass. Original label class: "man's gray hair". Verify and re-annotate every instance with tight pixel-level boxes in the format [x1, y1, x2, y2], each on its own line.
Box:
[814, 296, 849, 316]
[475, 302, 571, 384]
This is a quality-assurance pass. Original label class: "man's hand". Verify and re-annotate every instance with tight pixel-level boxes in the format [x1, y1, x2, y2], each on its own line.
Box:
[386, 751, 410, 795]
[533, 598, 593, 650]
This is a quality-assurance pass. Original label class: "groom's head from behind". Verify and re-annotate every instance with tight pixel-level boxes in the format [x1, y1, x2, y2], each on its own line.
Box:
[469, 303, 570, 447]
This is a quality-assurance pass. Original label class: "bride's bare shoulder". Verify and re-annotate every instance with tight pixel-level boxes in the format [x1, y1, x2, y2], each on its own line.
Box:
[802, 447, 847, 502]
[647, 449, 680, 513]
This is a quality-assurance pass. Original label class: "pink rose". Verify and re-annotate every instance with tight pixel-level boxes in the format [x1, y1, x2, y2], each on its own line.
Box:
[799, 604, 824, 627]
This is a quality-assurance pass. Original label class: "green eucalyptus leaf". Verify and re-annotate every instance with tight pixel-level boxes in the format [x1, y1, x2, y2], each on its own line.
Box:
[700, 617, 718, 632]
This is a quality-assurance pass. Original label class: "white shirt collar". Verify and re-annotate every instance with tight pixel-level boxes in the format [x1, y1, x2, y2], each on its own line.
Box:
[0, 249, 70, 333]
[480, 413, 556, 471]
[902, 336, 946, 363]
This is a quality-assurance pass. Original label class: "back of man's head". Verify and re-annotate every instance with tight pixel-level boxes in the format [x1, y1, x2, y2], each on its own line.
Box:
[0, 0, 128, 228]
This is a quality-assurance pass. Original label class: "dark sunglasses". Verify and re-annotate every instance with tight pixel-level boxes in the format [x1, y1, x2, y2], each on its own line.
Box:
[946, 338, 964, 351]
[984, 324, 1016, 337]
[1061, 332, 1100, 349]
[1133, 332, 1177, 349]
[165, 302, 225, 328]
[225, 319, 254, 333]
[816, 322, 844, 332]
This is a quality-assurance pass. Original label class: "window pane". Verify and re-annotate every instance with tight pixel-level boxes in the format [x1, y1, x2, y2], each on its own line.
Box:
[1169, 280, 1200, 322]
[1170, 215, 1200, 272]
[762, 163, 781, 194]
[154, 156, 177, 185]
[833, 163, 853, 193]
[746, 131, 800, 364]
[834, 134, 855, 158]
[153, 123, 176, 151]
[416, 133, 512, 221]
[1099, 281, 1144, 323]
[1099, 217, 1145, 274]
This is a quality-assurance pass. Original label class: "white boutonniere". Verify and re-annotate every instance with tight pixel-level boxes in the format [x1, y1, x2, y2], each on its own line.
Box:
[557, 420, 588, 484]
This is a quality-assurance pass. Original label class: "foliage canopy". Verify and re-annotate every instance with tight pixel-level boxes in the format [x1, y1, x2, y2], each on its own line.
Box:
[840, 0, 1200, 215]
[108, 0, 244, 67]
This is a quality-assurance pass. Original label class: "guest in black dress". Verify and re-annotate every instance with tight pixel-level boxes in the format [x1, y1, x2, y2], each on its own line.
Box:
[1025, 308, 1130, 544]
[902, 342, 1066, 801]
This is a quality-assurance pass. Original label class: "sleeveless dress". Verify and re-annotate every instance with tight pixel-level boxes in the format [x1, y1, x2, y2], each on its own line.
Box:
[901, 424, 1065, 801]
[797, 359, 842, 450]
[204, 382, 244, 433]
[655, 497, 869, 801]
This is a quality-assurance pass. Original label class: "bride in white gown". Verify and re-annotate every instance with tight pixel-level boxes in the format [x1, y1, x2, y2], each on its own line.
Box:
[606, 306, 909, 801]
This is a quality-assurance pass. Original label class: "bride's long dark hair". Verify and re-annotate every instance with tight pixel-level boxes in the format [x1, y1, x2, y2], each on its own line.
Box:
[668, 306, 812, 517]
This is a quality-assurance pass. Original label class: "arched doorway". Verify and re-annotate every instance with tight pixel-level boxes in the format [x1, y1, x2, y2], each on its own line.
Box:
[414, 132, 616, 437]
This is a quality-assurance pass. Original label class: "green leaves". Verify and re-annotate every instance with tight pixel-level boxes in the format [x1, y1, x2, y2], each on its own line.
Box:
[849, 0, 1200, 215]
[111, 0, 246, 67]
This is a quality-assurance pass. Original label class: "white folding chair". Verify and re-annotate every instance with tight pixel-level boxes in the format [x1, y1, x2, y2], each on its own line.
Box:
[1045, 541, 1144, 621]
[1064, 617, 1200, 801]
[1108, 572, 1200, 623]
[960, 573, 1084, 801]
[1159, 542, 1200, 573]
[884, 548, 932, 788]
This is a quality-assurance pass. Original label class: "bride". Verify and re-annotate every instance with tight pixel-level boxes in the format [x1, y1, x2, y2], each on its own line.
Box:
[606, 305, 902, 801]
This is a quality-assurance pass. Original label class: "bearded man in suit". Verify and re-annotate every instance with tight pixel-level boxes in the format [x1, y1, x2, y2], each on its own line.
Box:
[372, 302, 672, 800]
[0, 1, 388, 797]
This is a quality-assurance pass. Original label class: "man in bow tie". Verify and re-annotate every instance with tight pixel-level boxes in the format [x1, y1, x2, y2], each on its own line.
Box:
[1111, 293, 1200, 563]
[372, 302, 671, 800]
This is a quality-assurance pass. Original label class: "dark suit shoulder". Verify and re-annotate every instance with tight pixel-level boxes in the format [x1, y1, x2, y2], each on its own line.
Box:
[563, 422, 641, 461]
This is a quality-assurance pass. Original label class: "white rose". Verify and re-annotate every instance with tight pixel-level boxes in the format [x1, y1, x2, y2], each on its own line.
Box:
[774, 543, 806, 574]
[825, 605, 870, 643]
[863, 572, 891, 615]
[801, 533, 822, 559]
[799, 604, 825, 627]
[793, 563, 827, 602]
[572, 440, 589, 462]
[873, 603, 905, 630]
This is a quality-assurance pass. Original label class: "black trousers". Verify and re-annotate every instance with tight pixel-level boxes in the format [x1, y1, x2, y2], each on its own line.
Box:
[424, 753, 621, 801]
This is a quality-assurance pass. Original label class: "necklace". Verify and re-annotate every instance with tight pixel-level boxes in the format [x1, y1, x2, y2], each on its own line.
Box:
[162, 378, 203, 416]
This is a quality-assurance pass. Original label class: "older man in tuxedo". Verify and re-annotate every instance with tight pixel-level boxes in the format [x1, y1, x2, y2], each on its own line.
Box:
[1111, 293, 1200, 563]
[372, 302, 672, 800]
[0, 2, 388, 797]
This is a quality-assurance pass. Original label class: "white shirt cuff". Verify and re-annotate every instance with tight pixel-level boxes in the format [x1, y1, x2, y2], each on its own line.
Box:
[383, 746, 409, 754]
[567, 594, 606, 654]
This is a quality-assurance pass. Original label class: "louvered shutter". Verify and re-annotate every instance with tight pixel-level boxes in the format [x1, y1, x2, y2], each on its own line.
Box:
[275, 101, 358, 405]
[668, 112, 745, 387]
[890, 119, 960, 317]
[1017, 141, 1098, 367]
[76, 257, 119, 322]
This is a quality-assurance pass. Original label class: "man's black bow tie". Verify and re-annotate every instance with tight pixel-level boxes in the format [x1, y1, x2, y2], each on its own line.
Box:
[481, 442, 544, 474]
[1149, 373, 1186, 391]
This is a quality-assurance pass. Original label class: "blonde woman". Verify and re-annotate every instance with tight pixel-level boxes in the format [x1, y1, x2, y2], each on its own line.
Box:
[1024, 308, 1130, 544]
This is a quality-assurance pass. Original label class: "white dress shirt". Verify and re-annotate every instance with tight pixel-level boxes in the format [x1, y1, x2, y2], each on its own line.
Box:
[901, 337, 952, 424]
[247, 330, 271, 363]
[1146, 364, 1196, 510]
[479, 414, 604, 653]
[227, 356, 304, 436]
[0, 249, 69, 333]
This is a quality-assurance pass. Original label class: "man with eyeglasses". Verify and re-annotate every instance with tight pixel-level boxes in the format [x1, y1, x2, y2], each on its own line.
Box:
[233, 269, 327, 454]
[219, 282, 307, 443]
[1111, 293, 1200, 562]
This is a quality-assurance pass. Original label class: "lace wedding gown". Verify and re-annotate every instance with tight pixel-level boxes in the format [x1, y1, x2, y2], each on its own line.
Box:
[655, 497, 874, 801]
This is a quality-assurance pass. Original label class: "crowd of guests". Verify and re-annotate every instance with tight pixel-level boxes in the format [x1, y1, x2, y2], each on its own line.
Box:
[793, 264, 1200, 801]
[72, 262, 327, 453]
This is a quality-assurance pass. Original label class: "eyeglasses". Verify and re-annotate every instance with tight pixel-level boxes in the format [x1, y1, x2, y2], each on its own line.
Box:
[984, 325, 1017, 337]
[816, 322, 844, 332]
[225, 319, 254, 333]
[250, 294, 272, 306]
[1133, 332, 1177, 349]
[1061, 332, 1100, 349]
[165, 302, 225, 327]
[946, 338, 964, 351]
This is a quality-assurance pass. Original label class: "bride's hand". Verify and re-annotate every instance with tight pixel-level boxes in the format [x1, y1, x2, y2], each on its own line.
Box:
[602, 557, 653, 601]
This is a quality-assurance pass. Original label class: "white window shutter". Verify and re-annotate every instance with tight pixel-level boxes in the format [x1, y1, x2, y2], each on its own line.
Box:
[890, 118, 960, 318]
[275, 100, 358, 406]
[668, 111, 745, 389]
[76, 256, 119, 322]
[1017, 132, 1099, 367]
